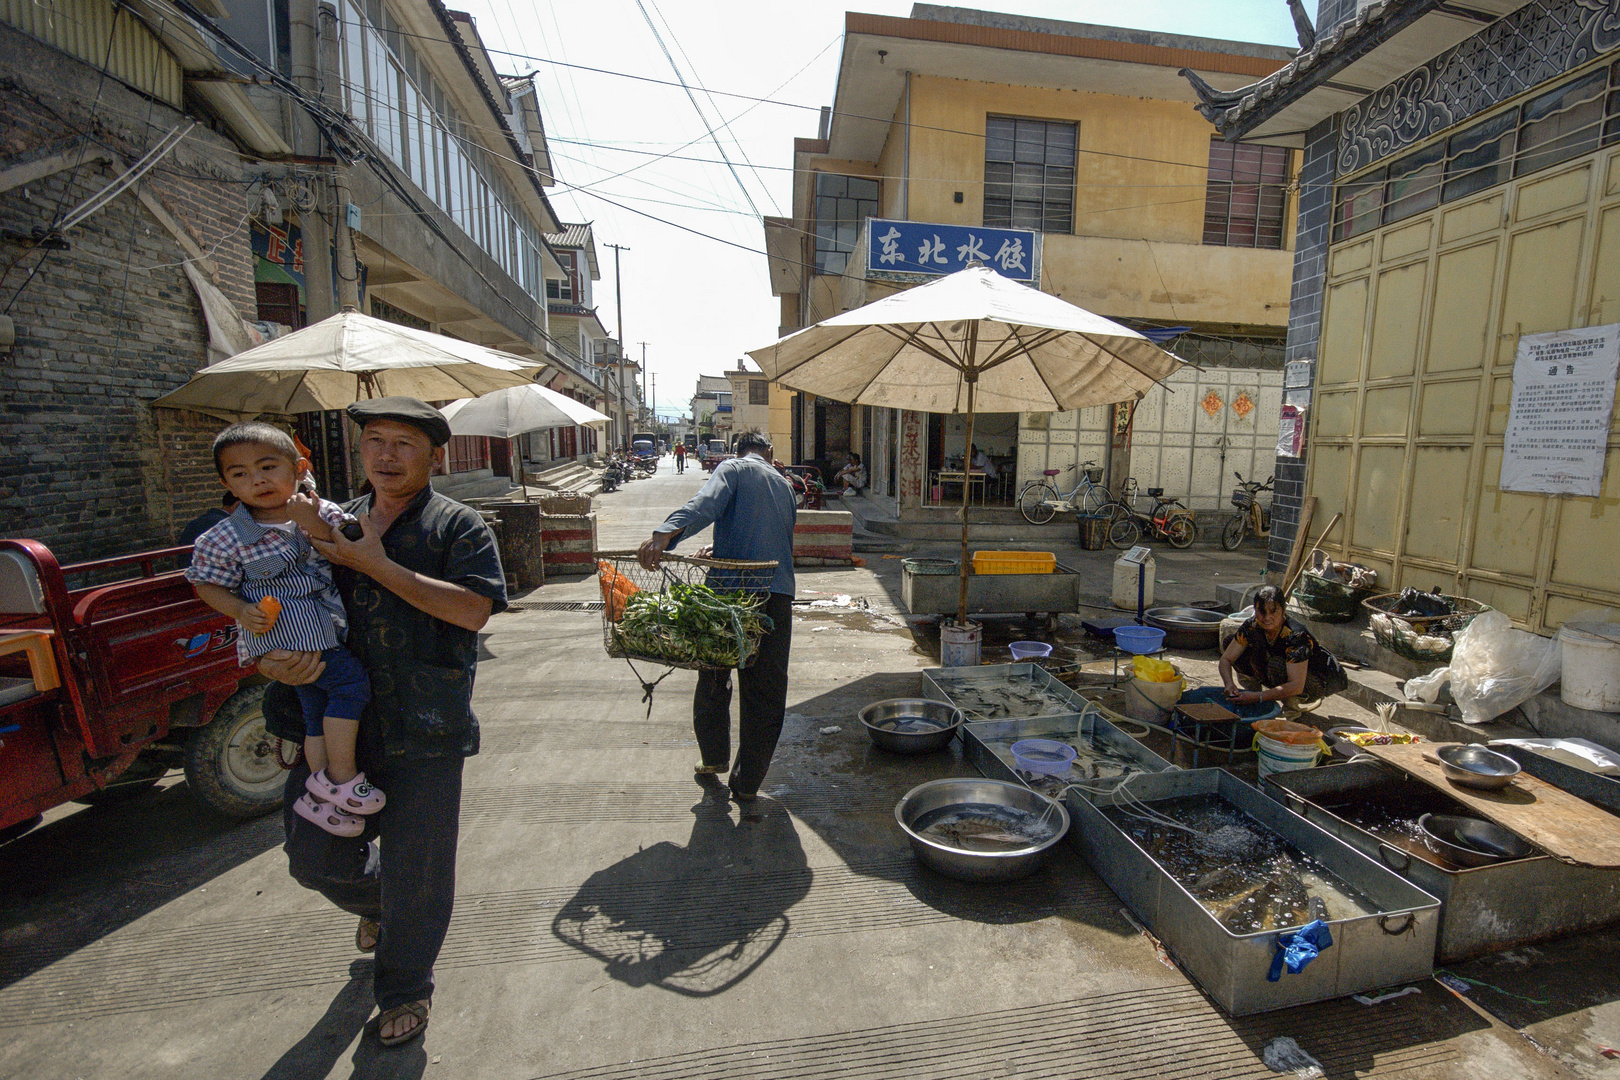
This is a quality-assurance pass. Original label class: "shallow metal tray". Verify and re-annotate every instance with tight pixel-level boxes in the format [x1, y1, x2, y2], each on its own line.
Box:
[921, 663, 1087, 722]
[1265, 762, 1620, 963]
[962, 708, 1172, 811]
[1071, 768, 1439, 1015]
[902, 563, 1082, 617]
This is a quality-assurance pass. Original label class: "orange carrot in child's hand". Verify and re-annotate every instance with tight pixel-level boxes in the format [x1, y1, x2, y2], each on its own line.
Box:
[256, 596, 281, 633]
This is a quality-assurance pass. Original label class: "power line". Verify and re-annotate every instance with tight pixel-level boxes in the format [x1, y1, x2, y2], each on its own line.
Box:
[633, 0, 763, 223]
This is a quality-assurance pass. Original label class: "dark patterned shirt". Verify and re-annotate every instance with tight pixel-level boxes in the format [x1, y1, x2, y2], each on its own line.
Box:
[1231, 615, 1344, 693]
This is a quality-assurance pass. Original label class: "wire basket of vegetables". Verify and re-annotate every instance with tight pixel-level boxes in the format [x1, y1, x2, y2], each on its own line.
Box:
[596, 550, 778, 671]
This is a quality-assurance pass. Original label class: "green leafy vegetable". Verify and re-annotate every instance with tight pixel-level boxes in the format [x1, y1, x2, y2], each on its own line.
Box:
[611, 580, 772, 668]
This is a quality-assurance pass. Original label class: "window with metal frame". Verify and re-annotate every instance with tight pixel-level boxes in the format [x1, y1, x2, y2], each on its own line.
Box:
[813, 174, 879, 275]
[547, 250, 577, 302]
[983, 116, 1076, 233]
[1202, 141, 1290, 248]
[749, 380, 770, 405]
[1335, 58, 1620, 241]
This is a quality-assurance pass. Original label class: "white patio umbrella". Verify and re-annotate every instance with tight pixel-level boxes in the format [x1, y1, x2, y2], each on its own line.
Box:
[440, 383, 612, 501]
[152, 310, 543, 415]
[747, 266, 1187, 627]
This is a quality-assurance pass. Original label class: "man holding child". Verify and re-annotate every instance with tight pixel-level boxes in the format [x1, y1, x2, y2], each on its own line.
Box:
[220, 397, 505, 1047]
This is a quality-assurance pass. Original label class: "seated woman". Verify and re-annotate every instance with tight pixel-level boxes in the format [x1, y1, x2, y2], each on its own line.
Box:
[833, 452, 865, 495]
[1218, 585, 1348, 714]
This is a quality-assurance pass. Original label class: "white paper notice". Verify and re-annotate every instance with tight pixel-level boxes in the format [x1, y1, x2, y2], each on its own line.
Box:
[1500, 324, 1620, 496]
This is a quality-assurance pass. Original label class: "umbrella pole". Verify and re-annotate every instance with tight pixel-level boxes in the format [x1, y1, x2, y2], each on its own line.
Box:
[513, 436, 529, 501]
[957, 382, 976, 627]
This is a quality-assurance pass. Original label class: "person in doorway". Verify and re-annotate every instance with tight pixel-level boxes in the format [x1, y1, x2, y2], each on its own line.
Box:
[256, 397, 507, 1048]
[833, 451, 865, 496]
[673, 440, 686, 473]
[971, 444, 998, 480]
[1219, 585, 1349, 714]
[638, 430, 796, 807]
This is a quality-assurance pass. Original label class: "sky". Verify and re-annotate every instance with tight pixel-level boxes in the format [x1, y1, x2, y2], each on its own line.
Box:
[457, 0, 1301, 419]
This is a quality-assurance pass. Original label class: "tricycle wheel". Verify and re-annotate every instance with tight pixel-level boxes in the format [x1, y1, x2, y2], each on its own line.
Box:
[185, 684, 285, 818]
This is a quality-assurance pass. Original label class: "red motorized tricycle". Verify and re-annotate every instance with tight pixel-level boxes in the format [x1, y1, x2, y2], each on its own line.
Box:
[0, 538, 285, 838]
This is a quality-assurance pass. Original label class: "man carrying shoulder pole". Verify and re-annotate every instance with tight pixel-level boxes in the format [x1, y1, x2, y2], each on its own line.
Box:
[638, 431, 796, 805]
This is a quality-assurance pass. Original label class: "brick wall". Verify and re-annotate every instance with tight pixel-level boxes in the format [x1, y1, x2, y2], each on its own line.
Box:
[0, 28, 256, 565]
[1264, 117, 1339, 578]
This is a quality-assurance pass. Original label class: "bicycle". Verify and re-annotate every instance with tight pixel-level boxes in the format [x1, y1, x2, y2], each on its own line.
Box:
[1108, 480, 1198, 548]
[1221, 472, 1274, 551]
[1017, 461, 1123, 525]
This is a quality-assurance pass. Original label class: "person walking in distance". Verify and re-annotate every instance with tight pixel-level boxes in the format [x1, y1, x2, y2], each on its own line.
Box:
[256, 397, 507, 1048]
[674, 440, 686, 474]
[638, 430, 795, 807]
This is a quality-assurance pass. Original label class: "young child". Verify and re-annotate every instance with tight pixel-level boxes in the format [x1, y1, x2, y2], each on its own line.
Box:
[185, 422, 382, 837]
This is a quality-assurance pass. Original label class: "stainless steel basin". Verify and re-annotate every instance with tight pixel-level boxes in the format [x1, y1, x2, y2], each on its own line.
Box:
[1419, 813, 1537, 868]
[1145, 606, 1225, 650]
[894, 778, 1069, 882]
[1431, 744, 1521, 791]
[859, 698, 963, 754]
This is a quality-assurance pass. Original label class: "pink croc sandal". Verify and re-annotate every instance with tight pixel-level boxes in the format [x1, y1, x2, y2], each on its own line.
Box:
[306, 770, 386, 814]
[293, 793, 365, 837]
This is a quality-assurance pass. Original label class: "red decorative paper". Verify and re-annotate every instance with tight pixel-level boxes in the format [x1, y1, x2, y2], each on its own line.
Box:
[1200, 390, 1224, 418]
[1231, 392, 1255, 420]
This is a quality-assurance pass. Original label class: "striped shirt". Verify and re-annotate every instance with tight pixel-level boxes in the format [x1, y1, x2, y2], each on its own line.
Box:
[186, 500, 353, 663]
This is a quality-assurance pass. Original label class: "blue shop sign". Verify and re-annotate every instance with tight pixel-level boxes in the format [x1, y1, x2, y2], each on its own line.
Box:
[865, 218, 1038, 282]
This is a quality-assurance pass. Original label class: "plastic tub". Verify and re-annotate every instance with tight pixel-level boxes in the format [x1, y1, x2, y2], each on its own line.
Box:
[1010, 738, 1078, 776]
[1559, 622, 1620, 712]
[1177, 685, 1282, 723]
[1008, 641, 1052, 661]
[1112, 625, 1165, 655]
[972, 550, 1056, 575]
[1256, 733, 1322, 778]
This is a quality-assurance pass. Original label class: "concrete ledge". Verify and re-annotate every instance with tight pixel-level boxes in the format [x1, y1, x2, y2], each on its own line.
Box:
[794, 510, 853, 565]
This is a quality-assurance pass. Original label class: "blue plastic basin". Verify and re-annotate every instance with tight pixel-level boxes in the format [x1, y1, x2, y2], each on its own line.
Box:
[1113, 625, 1165, 655]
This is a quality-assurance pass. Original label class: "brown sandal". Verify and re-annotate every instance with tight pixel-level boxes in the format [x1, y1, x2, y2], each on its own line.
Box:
[377, 1000, 429, 1047]
[356, 918, 379, 953]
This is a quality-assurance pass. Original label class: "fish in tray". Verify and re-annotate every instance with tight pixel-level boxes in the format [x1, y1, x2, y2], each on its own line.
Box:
[913, 805, 1060, 852]
[870, 717, 947, 733]
[1110, 796, 1379, 935]
[933, 677, 1074, 720]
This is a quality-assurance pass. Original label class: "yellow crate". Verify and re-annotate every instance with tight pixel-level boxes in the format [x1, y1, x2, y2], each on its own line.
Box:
[971, 550, 1056, 575]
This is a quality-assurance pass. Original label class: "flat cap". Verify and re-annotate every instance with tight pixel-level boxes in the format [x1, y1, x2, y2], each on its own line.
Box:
[346, 396, 452, 446]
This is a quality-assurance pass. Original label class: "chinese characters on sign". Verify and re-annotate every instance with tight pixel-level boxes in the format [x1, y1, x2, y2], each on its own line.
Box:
[867, 219, 1038, 282]
[900, 410, 924, 501]
[1501, 325, 1620, 496]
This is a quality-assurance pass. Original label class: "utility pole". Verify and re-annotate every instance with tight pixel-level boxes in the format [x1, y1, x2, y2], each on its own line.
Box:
[606, 243, 630, 449]
[638, 342, 650, 428]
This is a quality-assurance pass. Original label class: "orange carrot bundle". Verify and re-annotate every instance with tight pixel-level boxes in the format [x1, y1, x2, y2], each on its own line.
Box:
[597, 561, 639, 623]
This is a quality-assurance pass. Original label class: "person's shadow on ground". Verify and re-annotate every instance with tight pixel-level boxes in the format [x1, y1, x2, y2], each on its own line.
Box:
[257, 958, 427, 1080]
[552, 789, 811, 996]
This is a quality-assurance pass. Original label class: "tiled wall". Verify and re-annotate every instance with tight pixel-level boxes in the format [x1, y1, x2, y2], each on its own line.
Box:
[1265, 117, 1340, 577]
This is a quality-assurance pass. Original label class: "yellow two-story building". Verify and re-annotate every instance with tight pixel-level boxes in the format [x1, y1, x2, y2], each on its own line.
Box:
[764, 5, 1301, 524]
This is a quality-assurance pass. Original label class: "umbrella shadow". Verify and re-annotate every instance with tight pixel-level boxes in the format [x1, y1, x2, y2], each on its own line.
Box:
[551, 794, 811, 996]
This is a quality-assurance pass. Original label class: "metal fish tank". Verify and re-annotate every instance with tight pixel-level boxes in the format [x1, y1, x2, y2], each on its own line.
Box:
[1070, 768, 1439, 1015]
[961, 705, 1173, 811]
[922, 663, 1089, 722]
[1266, 762, 1620, 962]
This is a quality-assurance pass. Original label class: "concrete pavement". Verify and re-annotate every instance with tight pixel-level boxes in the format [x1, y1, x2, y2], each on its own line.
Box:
[0, 462, 1592, 1078]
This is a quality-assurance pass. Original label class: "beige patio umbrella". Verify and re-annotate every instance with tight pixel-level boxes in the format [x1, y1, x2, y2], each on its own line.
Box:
[152, 310, 543, 415]
[439, 384, 612, 500]
[747, 266, 1186, 627]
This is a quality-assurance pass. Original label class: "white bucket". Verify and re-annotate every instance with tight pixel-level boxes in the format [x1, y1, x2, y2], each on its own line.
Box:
[1559, 622, 1620, 712]
[1125, 676, 1183, 724]
[1255, 733, 1321, 779]
[1112, 553, 1155, 610]
[940, 620, 982, 668]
